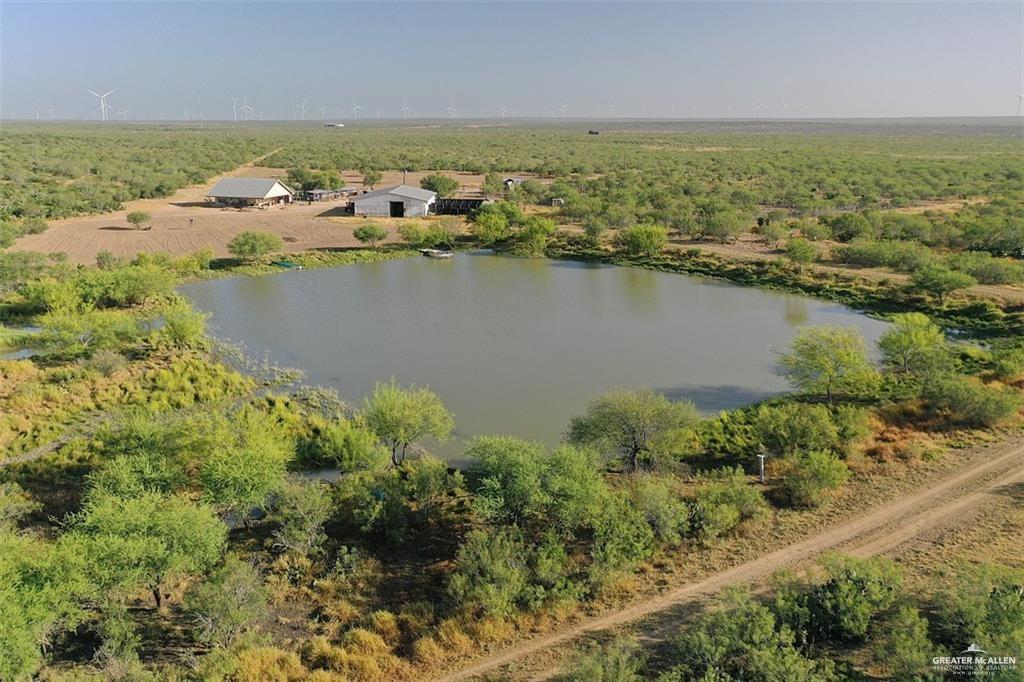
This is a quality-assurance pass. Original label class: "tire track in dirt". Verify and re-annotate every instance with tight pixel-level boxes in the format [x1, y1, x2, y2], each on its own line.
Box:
[436, 438, 1024, 682]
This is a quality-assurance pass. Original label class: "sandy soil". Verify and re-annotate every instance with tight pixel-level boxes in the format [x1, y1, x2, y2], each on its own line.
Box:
[8, 160, 490, 264]
[436, 437, 1024, 681]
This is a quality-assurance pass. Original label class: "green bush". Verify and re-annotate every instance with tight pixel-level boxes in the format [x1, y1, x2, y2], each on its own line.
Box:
[751, 403, 839, 456]
[466, 436, 608, 536]
[921, 376, 1020, 428]
[303, 418, 388, 472]
[271, 478, 333, 556]
[588, 494, 655, 584]
[785, 237, 820, 264]
[563, 636, 645, 682]
[615, 225, 669, 257]
[690, 467, 767, 541]
[933, 563, 1024, 655]
[778, 450, 850, 508]
[628, 476, 689, 546]
[227, 231, 283, 261]
[945, 251, 1024, 284]
[778, 555, 902, 644]
[353, 224, 388, 248]
[839, 239, 936, 272]
[183, 556, 269, 645]
[447, 528, 530, 617]
[666, 589, 835, 681]
[825, 212, 875, 242]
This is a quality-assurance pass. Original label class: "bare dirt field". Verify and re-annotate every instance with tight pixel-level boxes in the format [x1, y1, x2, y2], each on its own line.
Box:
[9, 160, 490, 264]
[436, 436, 1024, 681]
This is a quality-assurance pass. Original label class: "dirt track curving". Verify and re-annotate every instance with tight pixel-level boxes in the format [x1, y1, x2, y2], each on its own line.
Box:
[436, 438, 1024, 682]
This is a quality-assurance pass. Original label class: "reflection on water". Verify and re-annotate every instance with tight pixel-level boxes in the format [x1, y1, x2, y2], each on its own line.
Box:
[183, 254, 889, 455]
[783, 296, 809, 327]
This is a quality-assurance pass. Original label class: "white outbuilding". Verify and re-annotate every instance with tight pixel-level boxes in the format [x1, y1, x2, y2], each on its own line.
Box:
[352, 185, 437, 218]
[206, 178, 294, 207]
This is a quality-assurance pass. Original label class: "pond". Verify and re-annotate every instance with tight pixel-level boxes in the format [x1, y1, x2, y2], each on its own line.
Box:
[182, 254, 890, 454]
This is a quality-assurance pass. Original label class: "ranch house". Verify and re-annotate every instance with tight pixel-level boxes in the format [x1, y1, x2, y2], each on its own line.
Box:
[206, 178, 294, 207]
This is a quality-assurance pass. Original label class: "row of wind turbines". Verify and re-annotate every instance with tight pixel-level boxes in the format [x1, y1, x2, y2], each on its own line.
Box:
[79, 90, 1024, 121]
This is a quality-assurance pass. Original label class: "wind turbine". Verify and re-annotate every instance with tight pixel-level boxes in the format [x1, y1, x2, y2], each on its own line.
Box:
[319, 106, 327, 123]
[32, 103, 40, 120]
[559, 103, 568, 119]
[118, 107, 128, 121]
[351, 98, 362, 120]
[239, 97, 254, 121]
[400, 99, 411, 119]
[88, 90, 114, 122]
[606, 103, 616, 118]
[447, 100, 457, 119]
[232, 97, 239, 123]
[45, 107, 55, 120]
[375, 106, 384, 119]
[1018, 93, 1024, 118]
[639, 104, 647, 118]
[295, 99, 307, 120]
[500, 105, 508, 119]
[753, 103, 766, 119]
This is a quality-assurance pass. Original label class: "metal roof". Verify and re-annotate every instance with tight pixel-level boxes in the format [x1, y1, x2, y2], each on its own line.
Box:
[207, 178, 293, 199]
[353, 184, 437, 203]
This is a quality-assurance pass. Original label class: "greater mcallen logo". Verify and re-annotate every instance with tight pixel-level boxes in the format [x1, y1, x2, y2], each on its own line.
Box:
[931, 644, 1018, 676]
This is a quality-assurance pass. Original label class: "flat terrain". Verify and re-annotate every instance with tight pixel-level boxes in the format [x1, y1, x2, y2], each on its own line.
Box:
[667, 234, 1024, 304]
[9, 160, 487, 264]
[437, 436, 1024, 681]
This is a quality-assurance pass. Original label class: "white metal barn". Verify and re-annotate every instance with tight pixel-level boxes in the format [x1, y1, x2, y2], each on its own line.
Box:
[352, 185, 437, 217]
[206, 178, 294, 207]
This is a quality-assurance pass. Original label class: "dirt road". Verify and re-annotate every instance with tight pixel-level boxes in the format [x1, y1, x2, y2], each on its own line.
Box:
[437, 437, 1024, 682]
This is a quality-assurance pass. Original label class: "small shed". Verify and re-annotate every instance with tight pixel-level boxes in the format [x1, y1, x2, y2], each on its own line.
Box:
[352, 185, 437, 217]
[206, 178, 294, 207]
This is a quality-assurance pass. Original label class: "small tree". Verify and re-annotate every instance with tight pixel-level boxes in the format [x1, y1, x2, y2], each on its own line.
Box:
[69, 492, 227, 609]
[877, 312, 952, 379]
[353, 224, 388, 249]
[227, 231, 283, 262]
[567, 388, 698, 471]
[910, 263, 976, 304]
[362, 379, 454, 466]
[198, 410, 293, 515]
[126, 211, 151, 231]
[420, 174, 460, 198]
[779, 326, 881, 404]
[361, 168, 383, 189]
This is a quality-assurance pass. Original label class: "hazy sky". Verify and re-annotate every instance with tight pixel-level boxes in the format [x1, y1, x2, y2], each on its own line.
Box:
[2, 2, 1021, 120]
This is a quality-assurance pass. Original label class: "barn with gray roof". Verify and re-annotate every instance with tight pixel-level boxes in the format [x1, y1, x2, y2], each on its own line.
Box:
[352, 185, 437, 217]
